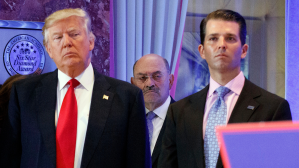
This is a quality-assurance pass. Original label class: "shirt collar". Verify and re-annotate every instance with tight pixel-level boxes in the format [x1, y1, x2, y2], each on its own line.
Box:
[145, 96, 171, 120]
[58, 63, 94, 90]
[208, 71, 245, 97]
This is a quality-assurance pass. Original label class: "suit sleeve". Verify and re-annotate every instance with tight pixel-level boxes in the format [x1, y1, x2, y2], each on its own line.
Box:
[272, 99, 292, 120]
[0, 84, 22, 167]
[126, 89, 151, 168]
[158, 104, 178, 168]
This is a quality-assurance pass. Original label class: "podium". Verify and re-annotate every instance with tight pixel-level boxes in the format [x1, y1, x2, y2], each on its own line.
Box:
[216, 121, 299, 168]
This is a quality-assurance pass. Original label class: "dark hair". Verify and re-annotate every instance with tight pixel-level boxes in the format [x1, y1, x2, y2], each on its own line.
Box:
[0, 74, 27, 130]
[133, 56, 170, 75]
[200, 9, 247, 46]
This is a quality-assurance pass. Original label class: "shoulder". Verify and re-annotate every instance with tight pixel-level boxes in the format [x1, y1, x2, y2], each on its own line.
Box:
[94, 72, 142, 98]
[13, 71, 57, 89]
[171, 85, 208, 108]
[104, 76, 140, 92]
[243, 79, 287, 103]
[242, 79, 292, 120]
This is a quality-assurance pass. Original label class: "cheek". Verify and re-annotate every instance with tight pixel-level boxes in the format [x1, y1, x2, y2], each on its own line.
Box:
[136, 83, 145, 90]
[159, 82, 169, 92]
[48, 45, 59, 56]
[232, 47, 243, 57]
[206, 46, 215, 54]
[202, 46, 214, 58]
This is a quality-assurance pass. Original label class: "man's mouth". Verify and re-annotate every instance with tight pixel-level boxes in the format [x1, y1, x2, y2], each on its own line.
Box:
[64, 52, 77, 57]
[144, 90, 158, 94]
[216, 53, 227, 57]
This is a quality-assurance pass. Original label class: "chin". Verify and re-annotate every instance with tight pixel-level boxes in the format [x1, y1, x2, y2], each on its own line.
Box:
[66, 59, 83, 67]
[144, 95, 160, 103]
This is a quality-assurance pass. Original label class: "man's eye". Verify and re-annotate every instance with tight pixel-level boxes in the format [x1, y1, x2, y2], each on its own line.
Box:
[71, 33, 80, 37]
[154, 75, 161, 79]
[139, 76, 147, 81]
[54, 36, 62, 40]
[227, 37, 235, 41]
[209, 37, 217, 41]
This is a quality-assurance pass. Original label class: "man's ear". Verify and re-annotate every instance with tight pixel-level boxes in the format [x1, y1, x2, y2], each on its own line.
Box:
[169, 74, 174, 89]
[241, 44, 248, 59]
[89, 36, 95, 51]
[198, 44, 206, 60]
[45, 44, 53, 59]
[131, 77, 135, 85]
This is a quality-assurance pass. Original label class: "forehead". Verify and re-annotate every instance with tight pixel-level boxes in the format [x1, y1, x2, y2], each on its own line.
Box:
[205, 19, 240, 36]
[48, 16, 85, 33]
[134, 56, 167, 74]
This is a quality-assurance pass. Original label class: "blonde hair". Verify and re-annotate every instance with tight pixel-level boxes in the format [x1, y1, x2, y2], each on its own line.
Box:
[42, 8, 95, 46]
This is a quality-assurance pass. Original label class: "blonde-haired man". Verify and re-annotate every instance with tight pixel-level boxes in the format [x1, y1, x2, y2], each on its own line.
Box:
[0, 8, 150, 168]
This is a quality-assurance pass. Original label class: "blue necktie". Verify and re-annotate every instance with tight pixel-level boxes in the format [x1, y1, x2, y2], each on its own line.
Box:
[146, 111, 156, 144]
[204, 86, 230, 168]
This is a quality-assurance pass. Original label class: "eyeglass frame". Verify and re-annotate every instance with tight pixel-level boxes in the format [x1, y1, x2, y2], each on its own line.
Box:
[133, 71, 169, 84]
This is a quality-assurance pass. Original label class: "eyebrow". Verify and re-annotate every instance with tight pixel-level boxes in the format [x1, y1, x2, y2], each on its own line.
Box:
[67, 27, 81, 33]
[207, 33, 237, 37]
[207, 33, 219, 37]
[51, 30, 62, 36]
[226, 33, 238, 37]
[136, 71, 162, 76]
[51, 27, 80, 35]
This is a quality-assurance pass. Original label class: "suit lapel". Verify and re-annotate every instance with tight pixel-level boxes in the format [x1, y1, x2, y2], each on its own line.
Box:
[151, 97, 176, 166]
[151, 119, 166, 165]
[36, 70, 58, 167]
[80, 71, 114, 168]
[216, 79, 261, 168]
[228, 79, 261, 123]
[185, 86, 209, 168]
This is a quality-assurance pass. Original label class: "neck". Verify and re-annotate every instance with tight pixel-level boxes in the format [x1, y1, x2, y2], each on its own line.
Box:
[63, 68, 84, 78]
[61, 63, 90, 78]
[145, 102, 161, 111]
[210, 68, 240, 86]
[145, 97, 168, 111]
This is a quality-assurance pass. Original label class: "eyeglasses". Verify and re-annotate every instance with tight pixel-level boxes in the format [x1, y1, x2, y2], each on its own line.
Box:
[134, 73, 164, 83]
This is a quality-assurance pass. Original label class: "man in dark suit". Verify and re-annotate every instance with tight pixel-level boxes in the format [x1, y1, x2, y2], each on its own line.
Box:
[0, 8, 150, 168]
[131, 54, 175, 168]
[158, 9, 292, 168]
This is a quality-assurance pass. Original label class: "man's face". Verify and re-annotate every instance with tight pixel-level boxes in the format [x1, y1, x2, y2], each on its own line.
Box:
[45, 16, 94, 74]
[131, 55, 174, 110]
[198, 19, 248, 74]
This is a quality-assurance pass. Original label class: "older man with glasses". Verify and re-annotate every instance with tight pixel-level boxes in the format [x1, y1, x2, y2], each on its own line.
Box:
[131, 53, 176, 168]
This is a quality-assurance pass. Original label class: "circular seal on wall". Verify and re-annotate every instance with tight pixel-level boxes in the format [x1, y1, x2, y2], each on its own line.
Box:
[3, 34, 45, 76]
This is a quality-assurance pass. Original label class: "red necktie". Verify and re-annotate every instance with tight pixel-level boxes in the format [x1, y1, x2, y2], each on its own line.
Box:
[56, 79, 80, 168]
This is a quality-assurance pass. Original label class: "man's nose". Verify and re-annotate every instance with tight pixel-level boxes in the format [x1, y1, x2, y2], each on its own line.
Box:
[145, 76, 155, 87]
[218, 37, 226, 50]
[63, 34, 73, 48]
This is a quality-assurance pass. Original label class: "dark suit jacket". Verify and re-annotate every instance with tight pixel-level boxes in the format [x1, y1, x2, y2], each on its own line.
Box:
[151, 97, 175, 168]
[158, 79, 292, 168]
[0, 69, 151, 168]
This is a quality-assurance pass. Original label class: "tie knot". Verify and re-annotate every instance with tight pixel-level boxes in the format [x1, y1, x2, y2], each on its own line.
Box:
[215, 86, 230, 98]
[146, 111, 156, 120]
[68, 79, 80, 88]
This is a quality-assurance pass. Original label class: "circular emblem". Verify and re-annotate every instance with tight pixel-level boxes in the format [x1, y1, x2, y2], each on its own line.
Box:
[3, 34, 45, 76]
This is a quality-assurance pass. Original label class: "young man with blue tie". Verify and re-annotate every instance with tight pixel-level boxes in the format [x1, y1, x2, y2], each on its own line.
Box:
[159, 9, 292, 168]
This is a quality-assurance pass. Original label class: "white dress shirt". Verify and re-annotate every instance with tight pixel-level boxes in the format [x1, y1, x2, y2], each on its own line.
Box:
[203, 71, 245, 138]
[146, 96, 171, 155]
[55, 63, 94, 168]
